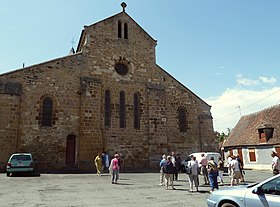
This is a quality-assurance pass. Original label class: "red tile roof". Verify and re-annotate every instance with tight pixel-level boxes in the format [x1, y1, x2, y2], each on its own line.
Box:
[223, 104, 280, 147]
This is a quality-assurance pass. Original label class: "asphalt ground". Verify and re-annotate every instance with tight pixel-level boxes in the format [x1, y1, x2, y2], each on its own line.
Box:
[0, 170, 274, 207]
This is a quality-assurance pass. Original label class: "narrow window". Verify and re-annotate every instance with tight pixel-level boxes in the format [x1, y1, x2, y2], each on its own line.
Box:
[134, 93, 140, 129]
[124, 23, 128, 39]
[248, 148, 256, 162]
[118, 21, 122, 38]
[178, 107, 187, 132]
[42, 97, 53, 126]
[119, 91, 126, 128]
[104, 90, 111, 127]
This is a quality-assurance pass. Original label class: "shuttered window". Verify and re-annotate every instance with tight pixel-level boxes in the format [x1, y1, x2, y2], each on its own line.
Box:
[248, 148, 256, 162]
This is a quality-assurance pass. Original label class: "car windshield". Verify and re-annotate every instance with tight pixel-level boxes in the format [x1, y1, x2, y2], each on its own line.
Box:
[11, 155, 31, 161]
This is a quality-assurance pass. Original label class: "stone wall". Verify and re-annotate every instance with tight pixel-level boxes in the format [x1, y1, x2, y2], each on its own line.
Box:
[0, 93, 20, 169]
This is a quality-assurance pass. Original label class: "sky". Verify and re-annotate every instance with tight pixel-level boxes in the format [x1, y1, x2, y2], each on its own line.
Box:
[1, 0, 280, 133]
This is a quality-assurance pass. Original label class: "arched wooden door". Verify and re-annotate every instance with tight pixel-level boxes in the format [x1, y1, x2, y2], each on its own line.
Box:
[66, 135, 76, 165]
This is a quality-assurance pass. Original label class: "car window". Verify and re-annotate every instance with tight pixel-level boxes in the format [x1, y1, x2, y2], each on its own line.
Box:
[261, 176, 280, 195]
[11, 155, 31, 161]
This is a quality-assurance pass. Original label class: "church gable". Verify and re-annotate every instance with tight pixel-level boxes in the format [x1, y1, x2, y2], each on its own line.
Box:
[76, 5, 157, 59]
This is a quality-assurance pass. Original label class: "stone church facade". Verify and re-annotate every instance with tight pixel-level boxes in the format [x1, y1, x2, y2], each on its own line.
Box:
[0, 4, 216, 172]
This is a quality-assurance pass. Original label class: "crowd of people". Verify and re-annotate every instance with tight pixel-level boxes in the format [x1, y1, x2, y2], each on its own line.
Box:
[159, 150, 280, 192]
[92, 150, 280, 190]
[159, 152, 225, 192]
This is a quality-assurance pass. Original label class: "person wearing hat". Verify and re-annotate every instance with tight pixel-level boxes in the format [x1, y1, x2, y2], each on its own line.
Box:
[159, 154, 167, 186]
[271, 151, 280, 175]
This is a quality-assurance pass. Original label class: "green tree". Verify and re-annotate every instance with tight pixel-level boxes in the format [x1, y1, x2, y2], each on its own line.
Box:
[216, 132, 226, 142]
[216, 128, 231, 143]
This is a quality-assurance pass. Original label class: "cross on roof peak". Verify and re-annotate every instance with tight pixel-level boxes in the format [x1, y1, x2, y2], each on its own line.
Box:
[121, 2, 127, 12]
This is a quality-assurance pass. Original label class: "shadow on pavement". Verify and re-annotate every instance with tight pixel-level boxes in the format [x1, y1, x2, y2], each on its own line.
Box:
[8, 172, 41, 177]
[113, 182, 134, 185]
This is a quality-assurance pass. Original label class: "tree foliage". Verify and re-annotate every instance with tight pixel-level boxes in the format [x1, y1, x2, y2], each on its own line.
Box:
[216, 128, 231, 143]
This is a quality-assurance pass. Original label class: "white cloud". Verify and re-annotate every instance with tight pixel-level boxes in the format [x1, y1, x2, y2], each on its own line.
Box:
[206, 87, 280, 133]
[259, 76, 277, 84]
[236, 75, 258, 86]
[236, 74, 277, 87]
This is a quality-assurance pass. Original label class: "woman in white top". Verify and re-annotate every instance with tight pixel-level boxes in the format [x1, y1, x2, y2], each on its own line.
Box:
[271, 151, 280, 175]
[230, 156, 241, 186]
[187, 155, 199, 192]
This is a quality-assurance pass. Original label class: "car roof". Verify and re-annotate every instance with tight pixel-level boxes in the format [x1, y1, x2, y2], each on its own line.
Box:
[10, 153, 32, 156]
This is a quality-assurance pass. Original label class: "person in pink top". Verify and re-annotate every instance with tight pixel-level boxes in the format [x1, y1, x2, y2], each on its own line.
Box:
[109, 154, 120, 184]
[199, 153, 209, 184]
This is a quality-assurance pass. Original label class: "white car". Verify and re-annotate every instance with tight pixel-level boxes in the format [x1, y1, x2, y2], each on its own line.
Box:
[6, 153, 34, 176]
[181, 152, 221, 172]
[207, 174, 280, 207]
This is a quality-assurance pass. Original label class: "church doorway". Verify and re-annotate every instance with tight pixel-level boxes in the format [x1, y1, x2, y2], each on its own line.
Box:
[66, 135, 76, 165]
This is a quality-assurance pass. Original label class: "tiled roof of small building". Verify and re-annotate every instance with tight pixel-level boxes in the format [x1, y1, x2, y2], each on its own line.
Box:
[223, 104, 280, 147]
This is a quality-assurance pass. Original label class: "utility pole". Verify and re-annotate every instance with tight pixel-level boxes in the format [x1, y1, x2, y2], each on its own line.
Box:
[237, 105, 241, 117]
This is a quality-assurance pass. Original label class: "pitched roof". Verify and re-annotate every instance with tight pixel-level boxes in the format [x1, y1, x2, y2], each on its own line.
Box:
[223, 104, 280, 147]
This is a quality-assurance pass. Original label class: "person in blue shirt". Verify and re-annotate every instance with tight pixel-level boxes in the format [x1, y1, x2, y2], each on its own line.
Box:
[159, 154, 166, 186]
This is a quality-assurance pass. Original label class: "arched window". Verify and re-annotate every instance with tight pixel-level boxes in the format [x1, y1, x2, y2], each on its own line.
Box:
[124, 23, 128, 39]
[104, 90, 111, 127]
[119, 91, 126, 128]
[42, 97, 53, 126]
[178, 106, 187, 132]
[118, 21, 122, 38]
[134, 93, 140, 129]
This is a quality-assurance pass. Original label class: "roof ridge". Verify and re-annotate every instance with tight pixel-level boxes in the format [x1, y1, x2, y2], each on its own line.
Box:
[242, 103, 280, 118]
